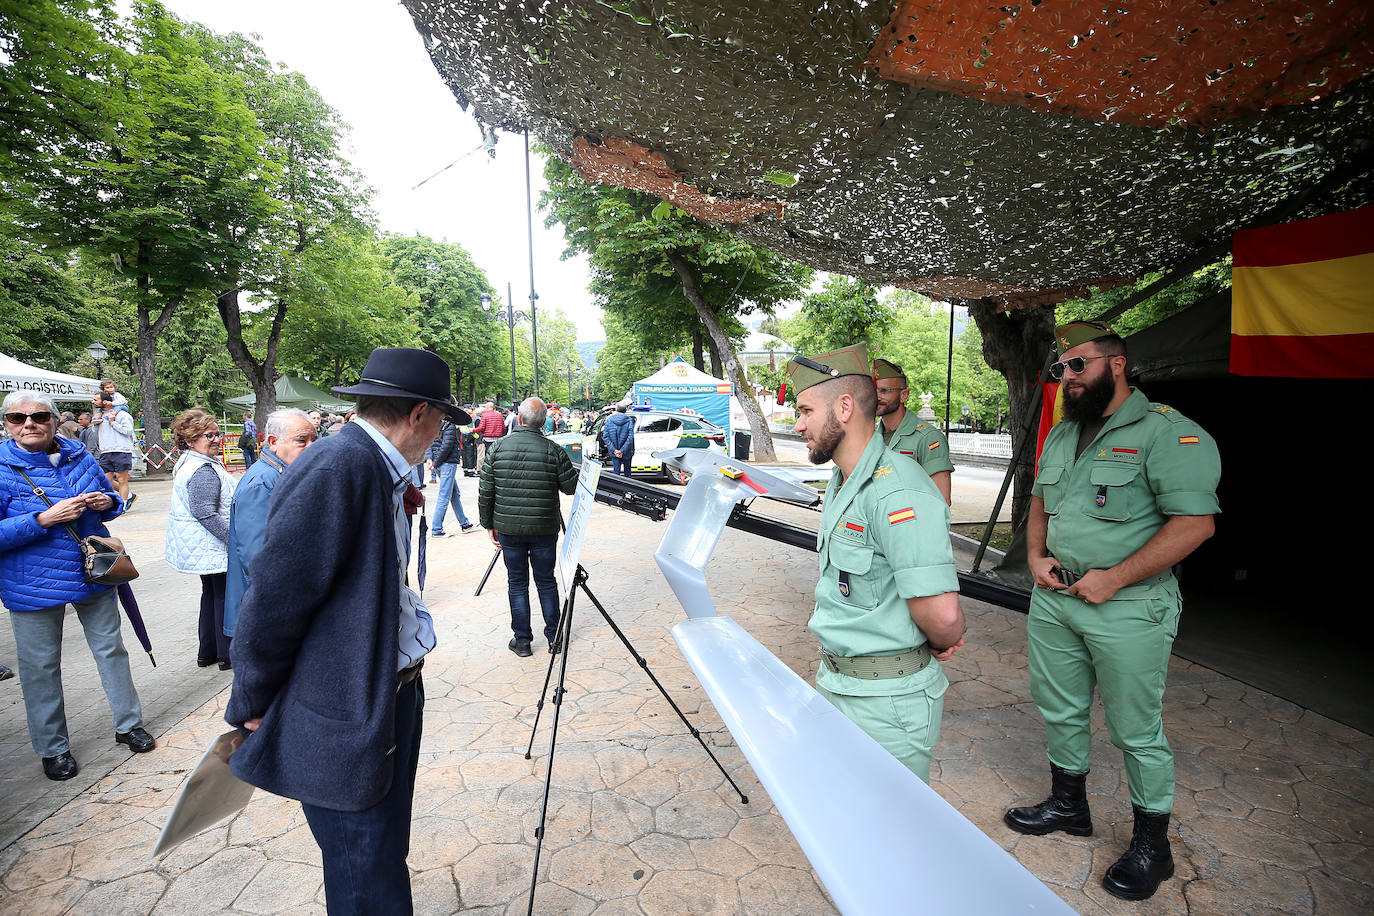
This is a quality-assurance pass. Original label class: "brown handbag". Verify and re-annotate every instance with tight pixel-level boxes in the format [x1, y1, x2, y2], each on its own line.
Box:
[16, 468, 140, 585]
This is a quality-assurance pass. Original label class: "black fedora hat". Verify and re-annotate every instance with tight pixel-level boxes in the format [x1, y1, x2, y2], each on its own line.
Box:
[333, 348, 471, 424]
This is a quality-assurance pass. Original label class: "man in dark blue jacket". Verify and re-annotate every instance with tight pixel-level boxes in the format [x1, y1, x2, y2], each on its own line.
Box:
[226, 348, 468, 915]
[602, 405, 636, 477]
[424, 418, 472, 536]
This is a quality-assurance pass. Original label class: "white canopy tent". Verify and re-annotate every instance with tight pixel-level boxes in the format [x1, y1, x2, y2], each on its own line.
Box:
[0, 353, 102, 402]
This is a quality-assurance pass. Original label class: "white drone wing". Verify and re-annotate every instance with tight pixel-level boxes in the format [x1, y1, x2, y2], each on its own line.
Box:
[651, 448, 1072, 916]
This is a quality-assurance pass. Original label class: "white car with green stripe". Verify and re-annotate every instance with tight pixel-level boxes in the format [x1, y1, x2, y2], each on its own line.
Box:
[552, 409, 727, 481]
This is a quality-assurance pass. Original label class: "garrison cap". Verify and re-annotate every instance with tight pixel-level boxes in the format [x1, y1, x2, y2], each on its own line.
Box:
[1054, 320, 1118, 357]
[872, 358, 906, 382]
[785, 343, 873, 395]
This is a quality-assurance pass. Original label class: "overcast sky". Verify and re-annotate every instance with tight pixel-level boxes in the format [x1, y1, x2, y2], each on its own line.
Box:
[162, 0, 605, 341]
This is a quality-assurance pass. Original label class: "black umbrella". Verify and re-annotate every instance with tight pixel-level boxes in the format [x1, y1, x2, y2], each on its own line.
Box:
[117, 583, 156, 666]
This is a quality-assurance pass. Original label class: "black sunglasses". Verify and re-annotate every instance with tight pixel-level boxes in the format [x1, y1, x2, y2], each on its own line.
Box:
[4, 411, 54, 425]
[1049, 355, 1110, 380]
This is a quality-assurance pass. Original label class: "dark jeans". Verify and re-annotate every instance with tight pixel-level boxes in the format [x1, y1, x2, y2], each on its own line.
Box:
[198, 573, 230, 661]
[303, 676, 424, 915]
[498, 532, 561, 643]
[611, 450, 634, 477]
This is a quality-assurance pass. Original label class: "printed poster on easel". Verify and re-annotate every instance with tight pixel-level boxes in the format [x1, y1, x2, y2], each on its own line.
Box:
[557, 458, 602, 602]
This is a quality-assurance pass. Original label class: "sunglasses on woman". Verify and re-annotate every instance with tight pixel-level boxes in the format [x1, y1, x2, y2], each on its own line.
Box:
[3, 411, 54, 425]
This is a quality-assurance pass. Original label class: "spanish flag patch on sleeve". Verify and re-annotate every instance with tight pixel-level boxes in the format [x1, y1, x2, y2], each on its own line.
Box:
[927, 441, 940, 451]
[888, 507, 915, 525]
[1178, 435, 1200, 445]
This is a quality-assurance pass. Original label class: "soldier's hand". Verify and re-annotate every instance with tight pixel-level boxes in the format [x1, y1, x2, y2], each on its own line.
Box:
[1067, 569, 1122, 605]
[932, 637, 964, 661]
[1030, 556, 1067, 589]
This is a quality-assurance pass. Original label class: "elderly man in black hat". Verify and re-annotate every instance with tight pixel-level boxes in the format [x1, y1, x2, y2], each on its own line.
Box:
[225, 348, 469, 915]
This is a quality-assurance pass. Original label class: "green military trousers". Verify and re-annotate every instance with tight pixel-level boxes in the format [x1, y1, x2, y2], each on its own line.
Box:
[1027, 580, 1182, 813]
[816, 663, 948, 784]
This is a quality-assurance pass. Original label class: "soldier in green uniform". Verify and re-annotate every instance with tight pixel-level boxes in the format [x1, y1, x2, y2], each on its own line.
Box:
[786, 344, 965, 784]
[1004, 321, 1220, 901]
[872, 358, 954, 504]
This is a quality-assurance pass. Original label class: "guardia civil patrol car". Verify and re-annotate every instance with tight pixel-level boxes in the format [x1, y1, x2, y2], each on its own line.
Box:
[551, 408, 727, 481]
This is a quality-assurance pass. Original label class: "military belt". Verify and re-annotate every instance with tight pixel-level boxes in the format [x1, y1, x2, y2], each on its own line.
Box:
[820, 644, 932, 679]
[1054, 567, 1172, 589]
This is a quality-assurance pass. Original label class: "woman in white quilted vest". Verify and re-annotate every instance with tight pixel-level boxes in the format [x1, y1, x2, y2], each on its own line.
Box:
[165, 408, 237, 670]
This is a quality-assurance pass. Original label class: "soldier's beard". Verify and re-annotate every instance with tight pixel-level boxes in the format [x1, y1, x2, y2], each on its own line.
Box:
[806, 408, 844, 464]
[1061, 370, 1116, 424]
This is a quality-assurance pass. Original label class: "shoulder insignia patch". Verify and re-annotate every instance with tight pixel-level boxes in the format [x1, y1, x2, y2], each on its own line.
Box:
[873, 465, 894, 480]
[888, 507, 915, 525]
[1151, 403, 1187, 423]
[927, 441, 940, 451]
[1179, 435, 1200, 445]
[916, 423, 929, 430]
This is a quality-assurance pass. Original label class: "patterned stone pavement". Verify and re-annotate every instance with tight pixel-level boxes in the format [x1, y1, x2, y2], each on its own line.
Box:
[1, 471, 1371, 914]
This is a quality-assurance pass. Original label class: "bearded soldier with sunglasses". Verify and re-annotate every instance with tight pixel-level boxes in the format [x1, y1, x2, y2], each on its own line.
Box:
[1004, 321, 1220, 901]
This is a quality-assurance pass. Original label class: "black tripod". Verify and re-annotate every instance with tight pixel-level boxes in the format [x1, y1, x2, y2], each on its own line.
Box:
[522, 564, 748, 914]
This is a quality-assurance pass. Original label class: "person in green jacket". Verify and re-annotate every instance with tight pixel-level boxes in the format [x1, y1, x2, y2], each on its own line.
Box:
[1005, 321, 1220, 902]
[478, 397, 578, 657]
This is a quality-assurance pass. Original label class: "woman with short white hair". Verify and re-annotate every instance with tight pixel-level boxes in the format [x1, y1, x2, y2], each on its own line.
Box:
[0, 391, 153, 780]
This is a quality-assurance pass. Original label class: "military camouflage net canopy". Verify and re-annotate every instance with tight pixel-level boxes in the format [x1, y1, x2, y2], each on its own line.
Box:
[401, 0, 1374, 307]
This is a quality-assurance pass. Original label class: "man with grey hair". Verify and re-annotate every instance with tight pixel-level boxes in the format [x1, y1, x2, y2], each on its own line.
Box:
[224, 408, 317, 639]
[479, 396, 577, 657]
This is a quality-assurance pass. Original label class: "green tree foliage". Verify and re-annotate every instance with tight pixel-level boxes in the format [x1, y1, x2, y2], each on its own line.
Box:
[533, 307, 584, 406]
[378, 234, 506, 401]
[2, 0, 279, 443]
[1055, 258, 1232, 336]
[865, 290, 1009, 430]
[786, 275, 895, 354]
[542, 156, 811, 460]
[270, 231, 422, 388]
[0, 234, 102, 366]
[592, 312, 662, 404]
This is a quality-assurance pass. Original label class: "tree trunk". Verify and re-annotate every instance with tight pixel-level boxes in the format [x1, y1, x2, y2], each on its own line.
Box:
[666, 250, 777, 462]
[691, 327, 705, 372]
[217, 286, 286, 431]
[707, 336, 723, 380]
[966, 299, 1056, 526]
[133, 239, 181, 449]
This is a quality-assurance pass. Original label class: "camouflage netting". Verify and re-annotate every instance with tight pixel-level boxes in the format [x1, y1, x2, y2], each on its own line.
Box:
[401, 0, 1374, 307]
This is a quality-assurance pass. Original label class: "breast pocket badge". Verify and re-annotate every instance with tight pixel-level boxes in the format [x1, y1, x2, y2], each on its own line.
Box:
[838, 570, 851, 597]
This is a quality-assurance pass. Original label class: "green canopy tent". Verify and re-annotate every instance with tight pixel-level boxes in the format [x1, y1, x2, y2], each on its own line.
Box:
[224, 376, 354, 415]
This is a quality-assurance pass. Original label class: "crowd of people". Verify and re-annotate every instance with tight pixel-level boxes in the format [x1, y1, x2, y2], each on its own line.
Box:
[0, 326, 1219, 907]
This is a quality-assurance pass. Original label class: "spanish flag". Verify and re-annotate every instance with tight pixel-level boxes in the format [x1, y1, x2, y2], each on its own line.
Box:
[1231, 205, 1374, 378]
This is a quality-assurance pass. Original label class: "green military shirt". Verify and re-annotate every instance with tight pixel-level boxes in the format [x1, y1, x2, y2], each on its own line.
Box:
[880, 410, 954, 477]
[1033, 389, 1220, 582]
[810, 430, 959, 696]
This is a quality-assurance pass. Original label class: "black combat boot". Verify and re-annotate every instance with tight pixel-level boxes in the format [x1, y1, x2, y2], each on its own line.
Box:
[1102, 806, 1174, 900]
[1003, 764, 1093, 836]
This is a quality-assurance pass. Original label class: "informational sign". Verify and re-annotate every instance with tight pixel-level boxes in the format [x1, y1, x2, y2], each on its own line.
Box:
[557, 458, 602, 601]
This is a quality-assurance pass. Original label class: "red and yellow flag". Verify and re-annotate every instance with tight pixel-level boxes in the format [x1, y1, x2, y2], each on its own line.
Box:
[1231, 205, 1374, 378]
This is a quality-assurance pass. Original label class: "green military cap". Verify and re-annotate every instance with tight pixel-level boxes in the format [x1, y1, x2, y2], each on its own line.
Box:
[1054, 320, 1118, 356]
[872, 358, 906, 381]
[785, 343, 873, 395]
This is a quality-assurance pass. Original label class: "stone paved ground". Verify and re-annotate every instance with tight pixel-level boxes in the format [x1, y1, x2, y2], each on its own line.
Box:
[2, 471, 1371, 914]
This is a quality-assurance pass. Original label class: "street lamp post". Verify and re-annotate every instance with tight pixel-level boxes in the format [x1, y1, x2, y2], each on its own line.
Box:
[482, 285, 531, 408]
[86, 341, 108, 379]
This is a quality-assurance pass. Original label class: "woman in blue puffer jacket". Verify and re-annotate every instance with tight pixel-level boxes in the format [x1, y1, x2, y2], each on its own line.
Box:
[0, 392, 154, 781]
